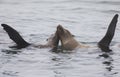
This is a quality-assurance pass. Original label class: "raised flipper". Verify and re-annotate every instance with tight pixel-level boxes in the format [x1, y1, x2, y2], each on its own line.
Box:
[50, 30, 60, 52]
[1, 24, 30, 49]
[98, 14, 119, 52]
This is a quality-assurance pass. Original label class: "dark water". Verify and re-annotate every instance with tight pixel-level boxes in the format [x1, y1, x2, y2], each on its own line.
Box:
[0, 0, 120, 77]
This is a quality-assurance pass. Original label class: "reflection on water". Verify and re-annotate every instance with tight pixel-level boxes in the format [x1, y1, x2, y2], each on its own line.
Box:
[0, 0, 120, 77]
[99, 52, 118, 77]
[99, 53, 118, 77]
[1, 49, 22, 54]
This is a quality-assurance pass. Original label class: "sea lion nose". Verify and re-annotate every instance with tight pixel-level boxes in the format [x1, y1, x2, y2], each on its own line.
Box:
[57, 24, 63, 30]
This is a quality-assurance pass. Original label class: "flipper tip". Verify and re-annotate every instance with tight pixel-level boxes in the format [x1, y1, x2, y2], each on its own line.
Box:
[115, 14, 119, 18]
[1, 24, 8, 28]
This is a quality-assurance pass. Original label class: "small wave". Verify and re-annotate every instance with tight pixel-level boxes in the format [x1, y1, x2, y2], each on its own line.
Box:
[1, 49, 21, 54]
[2, 71, 18, 77]
[98, 1, 120, 5]
[101, 10, 120, 14]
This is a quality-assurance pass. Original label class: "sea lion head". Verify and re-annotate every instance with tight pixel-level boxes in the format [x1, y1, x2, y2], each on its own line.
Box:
[57, 25, 79, 50]
[57, 25, 73, 40]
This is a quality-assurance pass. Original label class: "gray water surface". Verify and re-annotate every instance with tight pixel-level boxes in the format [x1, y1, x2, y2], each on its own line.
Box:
[0, 0, 120, 77]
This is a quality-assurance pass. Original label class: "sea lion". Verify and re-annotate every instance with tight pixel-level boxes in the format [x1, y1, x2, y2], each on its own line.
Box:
[1, 24, 59, 49]
[57, 14, 119, 52]
[57, 25, 89, 50]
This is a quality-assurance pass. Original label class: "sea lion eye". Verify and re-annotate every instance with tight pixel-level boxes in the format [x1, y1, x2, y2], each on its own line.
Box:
[72, 35, 75, 37]
[46, 39, 48, 41]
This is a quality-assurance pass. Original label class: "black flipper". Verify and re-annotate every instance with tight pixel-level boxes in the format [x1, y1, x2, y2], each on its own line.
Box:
[1, 24, 30, 49]
[50, 31, 60, 52]
[98, 14, 119, 52]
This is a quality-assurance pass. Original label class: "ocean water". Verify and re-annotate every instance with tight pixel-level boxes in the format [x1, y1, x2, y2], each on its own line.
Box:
[0, 0, 120, 77]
